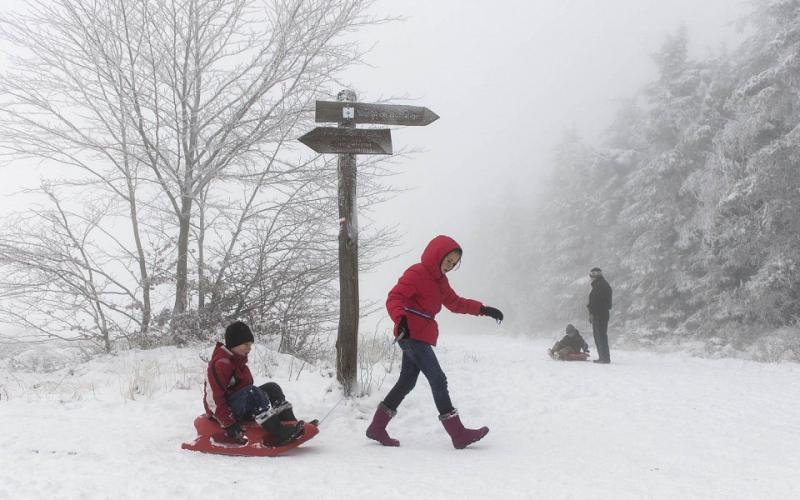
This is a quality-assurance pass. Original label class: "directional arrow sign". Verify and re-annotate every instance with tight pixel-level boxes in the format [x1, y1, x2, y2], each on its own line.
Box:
[299, 127, 392, 155]
[315, 101, 439, 126]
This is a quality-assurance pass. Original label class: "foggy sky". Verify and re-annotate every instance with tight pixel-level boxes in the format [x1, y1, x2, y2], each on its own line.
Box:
[350, 0, 748, 334]
[0, 0, 750, 335]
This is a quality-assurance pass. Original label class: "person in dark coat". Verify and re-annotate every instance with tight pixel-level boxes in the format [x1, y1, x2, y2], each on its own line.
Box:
[587, 267, 613, 364]
[365, 235, 504, 449]
[548, 323, 590, 360]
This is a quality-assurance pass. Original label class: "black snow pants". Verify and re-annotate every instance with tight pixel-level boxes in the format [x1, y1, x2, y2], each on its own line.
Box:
[592, 312, 611, 362]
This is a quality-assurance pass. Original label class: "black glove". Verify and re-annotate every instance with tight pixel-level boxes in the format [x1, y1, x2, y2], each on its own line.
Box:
[480, 306, 504, 323]
[396, 316, 409, 340]
[224, 422, 245, 443]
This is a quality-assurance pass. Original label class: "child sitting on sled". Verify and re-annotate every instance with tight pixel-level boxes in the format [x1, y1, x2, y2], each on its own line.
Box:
[203, 321, 308, 446]
[548, 323, 590, 360]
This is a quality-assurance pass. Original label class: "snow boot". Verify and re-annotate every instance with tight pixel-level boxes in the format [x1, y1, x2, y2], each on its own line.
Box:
[272, 400, 318, 425]
[366, 402, 400, 446]
[265, 417, 304, 446]
[439, 409, 489, 449]
[256, 407, 304, 446]
[275, 401, 297, 421]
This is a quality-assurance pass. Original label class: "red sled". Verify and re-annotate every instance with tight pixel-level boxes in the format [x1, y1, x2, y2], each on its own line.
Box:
[548, 349, 590, 361]
[181, 415, 319, 457]
[562, 352, 590, 361]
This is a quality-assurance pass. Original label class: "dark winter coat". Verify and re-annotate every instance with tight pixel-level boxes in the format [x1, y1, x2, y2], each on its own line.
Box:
[203, 342, 254, 427]
[552, 331, 589, 354]
[588, 276, 613, 317]
[386, 235, 483, 346]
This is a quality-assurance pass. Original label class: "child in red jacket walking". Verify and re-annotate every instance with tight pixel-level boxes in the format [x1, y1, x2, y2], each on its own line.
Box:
[366, 235, 504, 449]
[203, 321, 306, 446]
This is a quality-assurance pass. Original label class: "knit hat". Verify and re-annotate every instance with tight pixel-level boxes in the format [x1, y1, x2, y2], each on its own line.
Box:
[589, 267, 603, 279]
[225, 321, 254, 349]
[565, 324, 579, 336]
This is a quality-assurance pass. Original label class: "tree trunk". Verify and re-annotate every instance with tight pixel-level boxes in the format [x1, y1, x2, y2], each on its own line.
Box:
[126, 177, 151, 335]
[173, 190, 193, 317]
[197, 186, 208, 312]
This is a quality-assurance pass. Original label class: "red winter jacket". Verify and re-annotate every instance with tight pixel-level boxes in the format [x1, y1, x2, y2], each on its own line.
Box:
[203, 342, 254, 427]
[386, 235, 483, 346]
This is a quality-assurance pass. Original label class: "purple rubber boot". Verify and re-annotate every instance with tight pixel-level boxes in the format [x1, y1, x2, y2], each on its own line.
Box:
[439, 409, 489, 449]
[366, 403, 400, 447]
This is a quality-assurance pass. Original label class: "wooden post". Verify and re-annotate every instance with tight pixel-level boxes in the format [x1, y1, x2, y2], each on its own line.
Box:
[300, 95, 436, 397]
[335, 89, 359, 395]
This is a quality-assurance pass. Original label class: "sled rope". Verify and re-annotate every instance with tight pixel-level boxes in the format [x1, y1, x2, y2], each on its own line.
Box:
[318, 396, 346, 426]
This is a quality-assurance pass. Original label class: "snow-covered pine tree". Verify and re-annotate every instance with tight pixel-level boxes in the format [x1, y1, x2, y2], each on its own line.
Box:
[699, 0, 800, 338]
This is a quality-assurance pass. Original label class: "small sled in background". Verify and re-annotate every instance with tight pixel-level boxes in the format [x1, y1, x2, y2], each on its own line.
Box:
[182, 415, 319, 457]
[548, 348, 590, 361]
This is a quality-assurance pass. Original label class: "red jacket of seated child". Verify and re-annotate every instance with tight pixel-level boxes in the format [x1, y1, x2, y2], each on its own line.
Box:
[203, 342, 254, 428]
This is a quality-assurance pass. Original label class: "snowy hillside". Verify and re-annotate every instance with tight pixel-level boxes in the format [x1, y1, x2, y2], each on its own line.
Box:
[1, 332, 798, 500]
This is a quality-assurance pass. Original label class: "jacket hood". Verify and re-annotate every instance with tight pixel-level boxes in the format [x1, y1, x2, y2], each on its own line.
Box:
[420, 235, 462, 278]
[210, 341, 248, 365]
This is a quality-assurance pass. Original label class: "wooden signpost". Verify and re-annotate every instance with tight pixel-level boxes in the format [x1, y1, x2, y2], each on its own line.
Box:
[314, 101, 439, 127]
[299, 91, 438, 395]
[299, 127, 393, 155]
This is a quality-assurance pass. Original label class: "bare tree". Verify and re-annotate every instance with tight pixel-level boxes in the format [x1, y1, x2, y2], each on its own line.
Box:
[0, 186, 143, 352]
[0, 0, 386, 341]
[190, 140, 400, 357]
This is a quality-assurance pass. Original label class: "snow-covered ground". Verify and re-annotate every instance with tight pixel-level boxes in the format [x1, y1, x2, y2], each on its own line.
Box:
[1, 332, 798, 500]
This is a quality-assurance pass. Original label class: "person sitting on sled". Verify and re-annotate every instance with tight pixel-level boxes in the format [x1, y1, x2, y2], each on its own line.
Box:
[548, 323, 590, 360]
[366, 235, 505, 449]
[203, 321, 307, 446]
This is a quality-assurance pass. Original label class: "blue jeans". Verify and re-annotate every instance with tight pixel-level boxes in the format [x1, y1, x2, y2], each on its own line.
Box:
[382, 339, 454, 415]
[227, 382, 287, 421]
